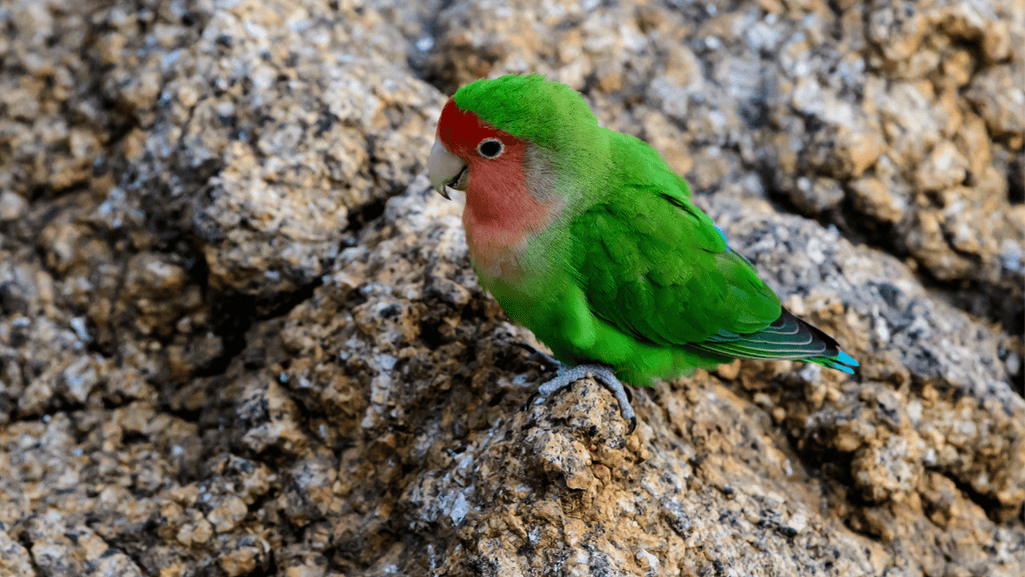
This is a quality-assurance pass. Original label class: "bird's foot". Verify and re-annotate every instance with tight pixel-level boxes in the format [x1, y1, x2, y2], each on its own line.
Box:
[534, 363, 637, 436]
[515, 343, 637, 434]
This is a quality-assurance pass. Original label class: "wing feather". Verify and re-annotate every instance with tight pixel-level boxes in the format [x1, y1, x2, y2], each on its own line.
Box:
[569, 131, 857, 373]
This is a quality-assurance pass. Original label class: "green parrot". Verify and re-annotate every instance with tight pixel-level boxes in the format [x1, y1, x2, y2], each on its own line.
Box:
[428, 73, 857, 433]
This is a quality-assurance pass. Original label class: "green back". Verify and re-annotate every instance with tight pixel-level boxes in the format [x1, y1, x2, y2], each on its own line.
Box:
[569, 130, 782, 347]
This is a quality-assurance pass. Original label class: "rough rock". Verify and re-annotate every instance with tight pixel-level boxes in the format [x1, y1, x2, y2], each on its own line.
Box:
[0, 0, 1022, 576]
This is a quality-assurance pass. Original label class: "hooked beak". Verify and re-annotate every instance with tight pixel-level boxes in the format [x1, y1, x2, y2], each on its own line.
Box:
[428, 139, 467, 200]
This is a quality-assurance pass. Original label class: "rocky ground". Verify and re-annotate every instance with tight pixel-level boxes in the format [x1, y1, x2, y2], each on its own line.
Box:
[0, 0, 1022, 575]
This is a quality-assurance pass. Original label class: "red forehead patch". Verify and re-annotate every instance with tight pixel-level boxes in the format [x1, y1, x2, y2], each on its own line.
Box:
[437, 98, 522, 156]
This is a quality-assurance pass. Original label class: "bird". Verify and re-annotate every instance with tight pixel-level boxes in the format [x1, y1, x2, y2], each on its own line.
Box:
[427, 73, 857, 434]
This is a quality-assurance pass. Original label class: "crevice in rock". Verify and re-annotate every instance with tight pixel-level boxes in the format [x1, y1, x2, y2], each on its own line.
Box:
[1008, 154, 1023, 205]
[15, 526, 44, 574]
[186, 273, 323, 383]
[188, 293, 255, 380]
[757, 159, 855, 239]
[253, 277, 325, 323]
[345, 197, 387, 235]
[111, 540, 152, 576]
[940, 468, 1014, 524]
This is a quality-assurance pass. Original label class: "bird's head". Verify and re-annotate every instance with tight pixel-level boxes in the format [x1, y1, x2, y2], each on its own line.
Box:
[428, 74, 602, 200]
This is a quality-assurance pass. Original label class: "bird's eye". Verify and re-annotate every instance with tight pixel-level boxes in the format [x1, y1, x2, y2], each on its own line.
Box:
[477, 139, 504, 158]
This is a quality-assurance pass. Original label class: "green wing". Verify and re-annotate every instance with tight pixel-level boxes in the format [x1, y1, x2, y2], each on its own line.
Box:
[570, 131, 857, 372]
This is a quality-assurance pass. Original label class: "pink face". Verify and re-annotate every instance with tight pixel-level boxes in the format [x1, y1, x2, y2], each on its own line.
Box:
[434, 98, 557, 278]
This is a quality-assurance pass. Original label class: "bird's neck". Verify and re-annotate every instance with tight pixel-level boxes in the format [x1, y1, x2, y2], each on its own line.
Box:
[462, 161, 558, 279]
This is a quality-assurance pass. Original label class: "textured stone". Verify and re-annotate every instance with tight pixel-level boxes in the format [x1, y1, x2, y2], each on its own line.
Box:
[0, 0, 1022, 575]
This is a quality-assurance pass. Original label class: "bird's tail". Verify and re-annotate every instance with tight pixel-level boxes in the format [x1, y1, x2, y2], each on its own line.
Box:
[689, 307, 859, 374]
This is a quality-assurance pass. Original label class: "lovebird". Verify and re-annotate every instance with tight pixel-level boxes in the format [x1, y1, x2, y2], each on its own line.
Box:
[428, 74, 857, 434]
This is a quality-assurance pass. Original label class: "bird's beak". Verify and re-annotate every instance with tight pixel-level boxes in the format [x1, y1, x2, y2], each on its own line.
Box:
[428, 139, 467, 200]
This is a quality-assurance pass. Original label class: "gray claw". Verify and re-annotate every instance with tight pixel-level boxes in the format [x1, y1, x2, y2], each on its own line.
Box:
[514, 342, 561, 369]
[533, 363, 637, 435]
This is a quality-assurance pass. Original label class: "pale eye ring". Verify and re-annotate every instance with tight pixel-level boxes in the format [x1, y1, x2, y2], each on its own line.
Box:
[477, 138, 504, 158]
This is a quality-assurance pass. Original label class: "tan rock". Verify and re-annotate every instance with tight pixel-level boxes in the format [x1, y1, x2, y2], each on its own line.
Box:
[916, 140, 970, 191]
[0, 0, 1021, 575]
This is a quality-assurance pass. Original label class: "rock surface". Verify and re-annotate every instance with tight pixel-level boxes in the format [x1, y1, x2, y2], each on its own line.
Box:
[0, 0, 1022, 576]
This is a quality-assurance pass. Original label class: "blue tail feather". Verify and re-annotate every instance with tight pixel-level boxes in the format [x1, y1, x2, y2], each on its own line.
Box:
[693, 306, 859, 375]
[835, 351, 858, 367]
